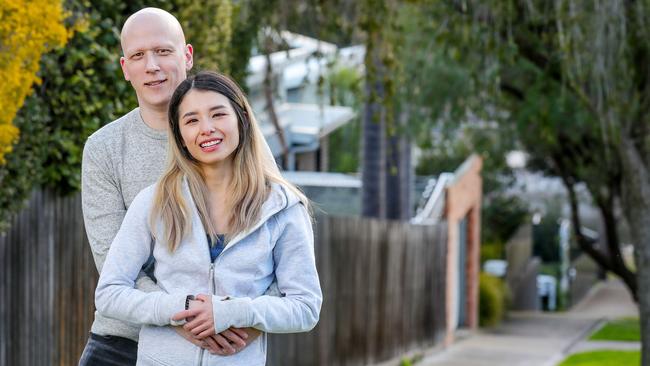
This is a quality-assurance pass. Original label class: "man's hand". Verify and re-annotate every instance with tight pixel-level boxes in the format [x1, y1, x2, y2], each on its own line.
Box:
[173, 326, 238, 355]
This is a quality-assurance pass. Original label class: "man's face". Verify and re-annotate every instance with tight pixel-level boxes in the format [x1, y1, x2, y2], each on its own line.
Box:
[120, 17, 193, 112]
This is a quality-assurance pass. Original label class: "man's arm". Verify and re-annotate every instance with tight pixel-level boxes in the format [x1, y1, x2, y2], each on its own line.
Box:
[81, 136, 159, 292]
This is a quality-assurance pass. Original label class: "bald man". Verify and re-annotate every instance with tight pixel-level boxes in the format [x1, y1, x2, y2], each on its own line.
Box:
[79, 8, 259, 365]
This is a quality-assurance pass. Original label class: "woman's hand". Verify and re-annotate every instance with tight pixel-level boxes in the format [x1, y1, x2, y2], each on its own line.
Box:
[172, 294, 215, 338]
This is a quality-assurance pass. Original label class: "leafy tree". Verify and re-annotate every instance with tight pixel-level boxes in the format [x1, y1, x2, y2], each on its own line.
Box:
[0, 0, 69, 164]
[428, 1, 650, 363]
[0, 0, 262, 230]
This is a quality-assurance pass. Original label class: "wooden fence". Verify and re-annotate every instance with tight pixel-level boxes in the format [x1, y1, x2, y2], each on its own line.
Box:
[1, 188, 448, 366]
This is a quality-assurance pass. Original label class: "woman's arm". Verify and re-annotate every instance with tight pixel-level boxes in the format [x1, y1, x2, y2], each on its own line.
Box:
[176, 203, 322, 335]
[95, 188, 186, 326]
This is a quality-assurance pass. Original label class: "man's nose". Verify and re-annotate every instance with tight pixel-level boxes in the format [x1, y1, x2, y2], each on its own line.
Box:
[145, 53, 160, 73]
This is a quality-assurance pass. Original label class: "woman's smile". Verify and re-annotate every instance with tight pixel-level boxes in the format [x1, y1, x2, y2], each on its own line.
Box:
[179, 89, 240, 166]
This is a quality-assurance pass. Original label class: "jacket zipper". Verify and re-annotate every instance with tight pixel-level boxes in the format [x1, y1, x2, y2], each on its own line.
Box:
[197, 263, 216, 366]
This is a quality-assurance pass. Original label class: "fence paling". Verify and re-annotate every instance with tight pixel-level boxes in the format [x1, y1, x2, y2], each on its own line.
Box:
[1, 189, 447, 366]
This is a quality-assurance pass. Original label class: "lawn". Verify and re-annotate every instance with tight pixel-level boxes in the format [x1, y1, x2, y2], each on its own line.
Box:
[557, 350, 640, 366]
[589, 318, 640, 342]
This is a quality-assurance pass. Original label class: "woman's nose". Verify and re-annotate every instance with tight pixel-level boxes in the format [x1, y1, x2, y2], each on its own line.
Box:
[199, 119, 215, 135]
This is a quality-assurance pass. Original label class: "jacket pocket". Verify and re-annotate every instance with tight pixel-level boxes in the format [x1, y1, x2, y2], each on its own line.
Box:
[138, 353, 176, 366]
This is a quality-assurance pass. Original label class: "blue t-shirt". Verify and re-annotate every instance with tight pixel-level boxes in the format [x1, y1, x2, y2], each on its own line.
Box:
[207, 234, 226, 262]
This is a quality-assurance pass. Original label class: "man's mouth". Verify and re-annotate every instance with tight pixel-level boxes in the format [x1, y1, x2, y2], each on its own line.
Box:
[200, 139, 222, 148]
[145, 79, 167, 86]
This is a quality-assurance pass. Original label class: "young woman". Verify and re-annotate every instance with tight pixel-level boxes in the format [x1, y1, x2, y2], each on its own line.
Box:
[95, 71, 322, 365]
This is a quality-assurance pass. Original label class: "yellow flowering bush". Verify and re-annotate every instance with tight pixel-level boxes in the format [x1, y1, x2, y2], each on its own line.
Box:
[0, 0, 69, 164]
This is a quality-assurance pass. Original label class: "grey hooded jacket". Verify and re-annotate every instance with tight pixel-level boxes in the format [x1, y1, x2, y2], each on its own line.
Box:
[95, 180, 322, 365]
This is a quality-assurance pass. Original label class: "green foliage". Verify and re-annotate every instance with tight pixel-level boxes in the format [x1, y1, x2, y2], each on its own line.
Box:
[533, 204, 563, 263]
[479, 272, 507, 327]
[176, 0, 232, 73]
[327, 65, 362, 173]
[590, 318, 640, 342]
[481, 241, 505, 263]
[482, 193, 528, 245]
[557, 350, 640, 366]
[0, 0, 139, 230]
[0, 0, 265, 231]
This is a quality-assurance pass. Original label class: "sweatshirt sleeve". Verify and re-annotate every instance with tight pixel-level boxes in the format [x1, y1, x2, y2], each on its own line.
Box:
[82, 135, 160, 292]
[212, 203, 322, 334]
[94, 188, 186, 326]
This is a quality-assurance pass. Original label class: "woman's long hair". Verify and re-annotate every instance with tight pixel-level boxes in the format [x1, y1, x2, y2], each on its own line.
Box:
[150, 71, 308, 252]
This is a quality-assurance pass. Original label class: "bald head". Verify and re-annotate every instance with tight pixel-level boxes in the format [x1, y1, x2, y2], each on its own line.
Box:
[118, 7, 193, 115]
[121, 8, 186, 53]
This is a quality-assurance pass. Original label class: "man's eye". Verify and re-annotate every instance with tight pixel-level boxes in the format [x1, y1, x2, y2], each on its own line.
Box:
[158, 49, 172, 55]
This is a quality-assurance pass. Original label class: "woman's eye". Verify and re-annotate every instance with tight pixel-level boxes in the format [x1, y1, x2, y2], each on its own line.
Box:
[186, 119, 198, 124]
[212, 113, 225, 118]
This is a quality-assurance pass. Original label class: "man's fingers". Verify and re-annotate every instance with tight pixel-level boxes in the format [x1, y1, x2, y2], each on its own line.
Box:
[214, 334, 236, 354]
[221, 329, 246, 348]
[203, 336, 222, 354]
[229, 327, 249, 340]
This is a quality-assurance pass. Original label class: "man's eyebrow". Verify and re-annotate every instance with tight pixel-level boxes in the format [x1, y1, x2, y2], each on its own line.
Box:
[125, 43, 176, 56]
[181, 105, 227, 119]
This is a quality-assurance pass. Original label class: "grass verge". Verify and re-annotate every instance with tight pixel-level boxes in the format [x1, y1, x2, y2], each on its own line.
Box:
[558, 350, 640, 366]
[589, 318, 640, 342]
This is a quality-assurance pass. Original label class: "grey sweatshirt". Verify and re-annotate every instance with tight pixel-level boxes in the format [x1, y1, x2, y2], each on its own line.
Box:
[95, 181, 322, 365]
[81, 108, 167, 341]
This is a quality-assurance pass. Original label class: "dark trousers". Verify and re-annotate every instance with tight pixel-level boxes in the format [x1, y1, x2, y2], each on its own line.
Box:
[78, 332, 138, 366]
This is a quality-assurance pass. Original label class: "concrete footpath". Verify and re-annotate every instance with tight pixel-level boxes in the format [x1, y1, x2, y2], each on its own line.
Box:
[415, 279, 638, 366]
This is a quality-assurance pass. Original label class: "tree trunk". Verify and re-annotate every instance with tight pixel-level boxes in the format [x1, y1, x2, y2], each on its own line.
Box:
[361, 27, 386, 218]
[384, 127, 411, 220]
[361, 73, 385, 217]
[597, 197, 638, 300]
[263, 46, 288, 169]
[619, 135, 649, 365]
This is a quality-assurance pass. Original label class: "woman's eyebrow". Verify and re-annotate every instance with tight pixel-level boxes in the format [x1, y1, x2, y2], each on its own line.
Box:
[182, 105, 227, 119]
[209, 105, 227, 112]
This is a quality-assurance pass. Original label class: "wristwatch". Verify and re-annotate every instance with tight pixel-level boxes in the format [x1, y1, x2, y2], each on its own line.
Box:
[185, 295, 195, 310]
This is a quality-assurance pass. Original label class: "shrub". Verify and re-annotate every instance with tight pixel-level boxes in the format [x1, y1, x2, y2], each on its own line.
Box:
[479, 272, 506, 327]
[0, 0, 69, 164]
[481, 240, 505, 263]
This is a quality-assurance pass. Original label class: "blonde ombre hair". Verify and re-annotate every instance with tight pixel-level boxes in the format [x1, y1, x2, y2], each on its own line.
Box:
[150, 71, 309, 252]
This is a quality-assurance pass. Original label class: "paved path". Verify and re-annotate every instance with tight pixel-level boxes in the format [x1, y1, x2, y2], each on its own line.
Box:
[415, 279, 638, 366]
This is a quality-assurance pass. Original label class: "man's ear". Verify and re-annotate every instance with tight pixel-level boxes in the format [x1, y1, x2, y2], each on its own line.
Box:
[185, 44, 194, 71]
[120, 57, 130, 81]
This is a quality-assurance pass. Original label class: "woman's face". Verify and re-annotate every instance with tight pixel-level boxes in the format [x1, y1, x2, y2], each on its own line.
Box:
[178, 89, 240, 167]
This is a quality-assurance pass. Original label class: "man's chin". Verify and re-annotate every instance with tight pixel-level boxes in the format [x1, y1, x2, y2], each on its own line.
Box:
[138, 94, 173, 111]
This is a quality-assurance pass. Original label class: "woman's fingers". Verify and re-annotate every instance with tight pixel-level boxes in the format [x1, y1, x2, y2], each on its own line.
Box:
[190, 321, 212, 336]
[172, 307, 200, 321]
[197, 326, 216, 339]
[196, 293, 211, 302]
